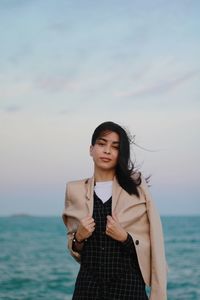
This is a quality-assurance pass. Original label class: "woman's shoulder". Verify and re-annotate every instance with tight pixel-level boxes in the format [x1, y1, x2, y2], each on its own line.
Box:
[66, 177, 90, 188]
[65, 178, 90, 198]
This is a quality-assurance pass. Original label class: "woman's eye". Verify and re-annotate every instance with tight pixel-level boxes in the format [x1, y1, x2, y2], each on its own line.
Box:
[112, 144, 119, 149]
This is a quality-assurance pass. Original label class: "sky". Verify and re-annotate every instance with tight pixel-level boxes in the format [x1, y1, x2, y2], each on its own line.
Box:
[0, 0, 200, 216]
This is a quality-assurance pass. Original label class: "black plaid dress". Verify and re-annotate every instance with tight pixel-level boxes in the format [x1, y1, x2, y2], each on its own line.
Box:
[72, 193, 148, 300]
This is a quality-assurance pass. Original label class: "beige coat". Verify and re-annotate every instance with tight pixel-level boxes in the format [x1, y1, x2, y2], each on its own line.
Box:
[62, 175, 167, 300]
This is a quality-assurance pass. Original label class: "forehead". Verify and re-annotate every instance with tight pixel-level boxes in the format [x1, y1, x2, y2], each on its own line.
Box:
[97, 131, 119, 143]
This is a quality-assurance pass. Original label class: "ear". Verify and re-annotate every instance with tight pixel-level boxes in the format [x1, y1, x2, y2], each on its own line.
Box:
[89, 145, 93, 157]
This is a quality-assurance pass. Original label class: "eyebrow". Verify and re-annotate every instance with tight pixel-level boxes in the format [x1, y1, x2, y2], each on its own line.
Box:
[96, 137, 120, 144]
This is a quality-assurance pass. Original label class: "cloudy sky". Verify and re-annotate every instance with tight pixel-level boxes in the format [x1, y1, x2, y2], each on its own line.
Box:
[0, 0, 199, 216]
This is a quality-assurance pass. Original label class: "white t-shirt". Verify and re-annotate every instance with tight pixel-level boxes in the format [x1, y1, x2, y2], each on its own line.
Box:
[94, 181, 113, 203]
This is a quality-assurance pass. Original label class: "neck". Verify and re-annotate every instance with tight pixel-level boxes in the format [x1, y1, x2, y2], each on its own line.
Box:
[94, 167, 115, 182]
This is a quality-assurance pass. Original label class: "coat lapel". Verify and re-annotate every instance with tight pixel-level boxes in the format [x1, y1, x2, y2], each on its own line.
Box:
[112, 176, 123, 213]
[85, 176, 95, 216]
[85, 175, 122, 215]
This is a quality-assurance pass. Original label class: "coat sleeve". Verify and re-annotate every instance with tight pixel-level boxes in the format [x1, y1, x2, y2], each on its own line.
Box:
[140, 176, 168, 300]
[62, 182, 81, 263]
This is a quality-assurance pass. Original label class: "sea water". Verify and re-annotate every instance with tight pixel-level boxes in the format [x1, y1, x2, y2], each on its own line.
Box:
[0, 216, 199, 300]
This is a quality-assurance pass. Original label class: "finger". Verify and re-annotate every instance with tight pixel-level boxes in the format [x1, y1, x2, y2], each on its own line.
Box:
[81, 215, 92, 222]
[82, 217, 95, 225]
[107, 220, 114, 227]
[84, 216, 95, 224]
[105, 228, 112, 237]
[91, 226, 95, 232]
[106, 222, 114, 231]
[107, 215, 114, 223]
[88, 225, 95, 233]
[86, 224, 95, 231]
[85, 221, 95, 229]
[87, 218, 95, 225]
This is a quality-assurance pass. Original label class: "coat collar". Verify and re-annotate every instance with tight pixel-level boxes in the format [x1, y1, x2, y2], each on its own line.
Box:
[85, 175, 123, 215]
[85, 176, 94, 216]
[112, 176, 123, 212]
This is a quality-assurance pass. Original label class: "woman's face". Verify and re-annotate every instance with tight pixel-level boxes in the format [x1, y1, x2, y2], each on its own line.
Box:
[90, 131, 120, 172]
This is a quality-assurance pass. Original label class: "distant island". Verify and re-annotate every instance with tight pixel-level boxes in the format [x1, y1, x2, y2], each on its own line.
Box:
[10, 213, 33, 217]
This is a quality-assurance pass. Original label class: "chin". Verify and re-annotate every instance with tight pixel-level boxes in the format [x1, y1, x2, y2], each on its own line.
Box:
[99, 164, 116, 171]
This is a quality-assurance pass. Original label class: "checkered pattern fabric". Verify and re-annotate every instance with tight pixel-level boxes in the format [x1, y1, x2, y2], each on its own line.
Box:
[72, 193, 148, 300]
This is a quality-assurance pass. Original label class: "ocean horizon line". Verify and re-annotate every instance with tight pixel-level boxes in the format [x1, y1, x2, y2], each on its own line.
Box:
[0, 213, 199, 218]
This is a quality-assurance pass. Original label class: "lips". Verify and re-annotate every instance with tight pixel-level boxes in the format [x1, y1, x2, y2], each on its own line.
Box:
[100, 157, 112, 162]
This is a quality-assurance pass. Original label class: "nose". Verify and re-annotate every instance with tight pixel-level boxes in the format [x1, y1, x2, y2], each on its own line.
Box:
[104, 146, 111, 154]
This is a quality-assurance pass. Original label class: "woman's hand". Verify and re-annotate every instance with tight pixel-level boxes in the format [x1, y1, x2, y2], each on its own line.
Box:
[106, 212, 128, 242]
[76, 215, 96, 242]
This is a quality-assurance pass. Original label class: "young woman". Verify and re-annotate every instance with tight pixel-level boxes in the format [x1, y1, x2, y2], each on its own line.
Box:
[62, 121, 167, 300]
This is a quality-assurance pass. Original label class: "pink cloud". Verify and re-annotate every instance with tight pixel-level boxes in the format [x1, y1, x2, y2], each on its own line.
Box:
[35, 77, 82, 93]
[114, 70, 199, 98]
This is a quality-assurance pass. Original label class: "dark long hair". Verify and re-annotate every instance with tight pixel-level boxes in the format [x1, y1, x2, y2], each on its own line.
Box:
[91, 121, 141, 197]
